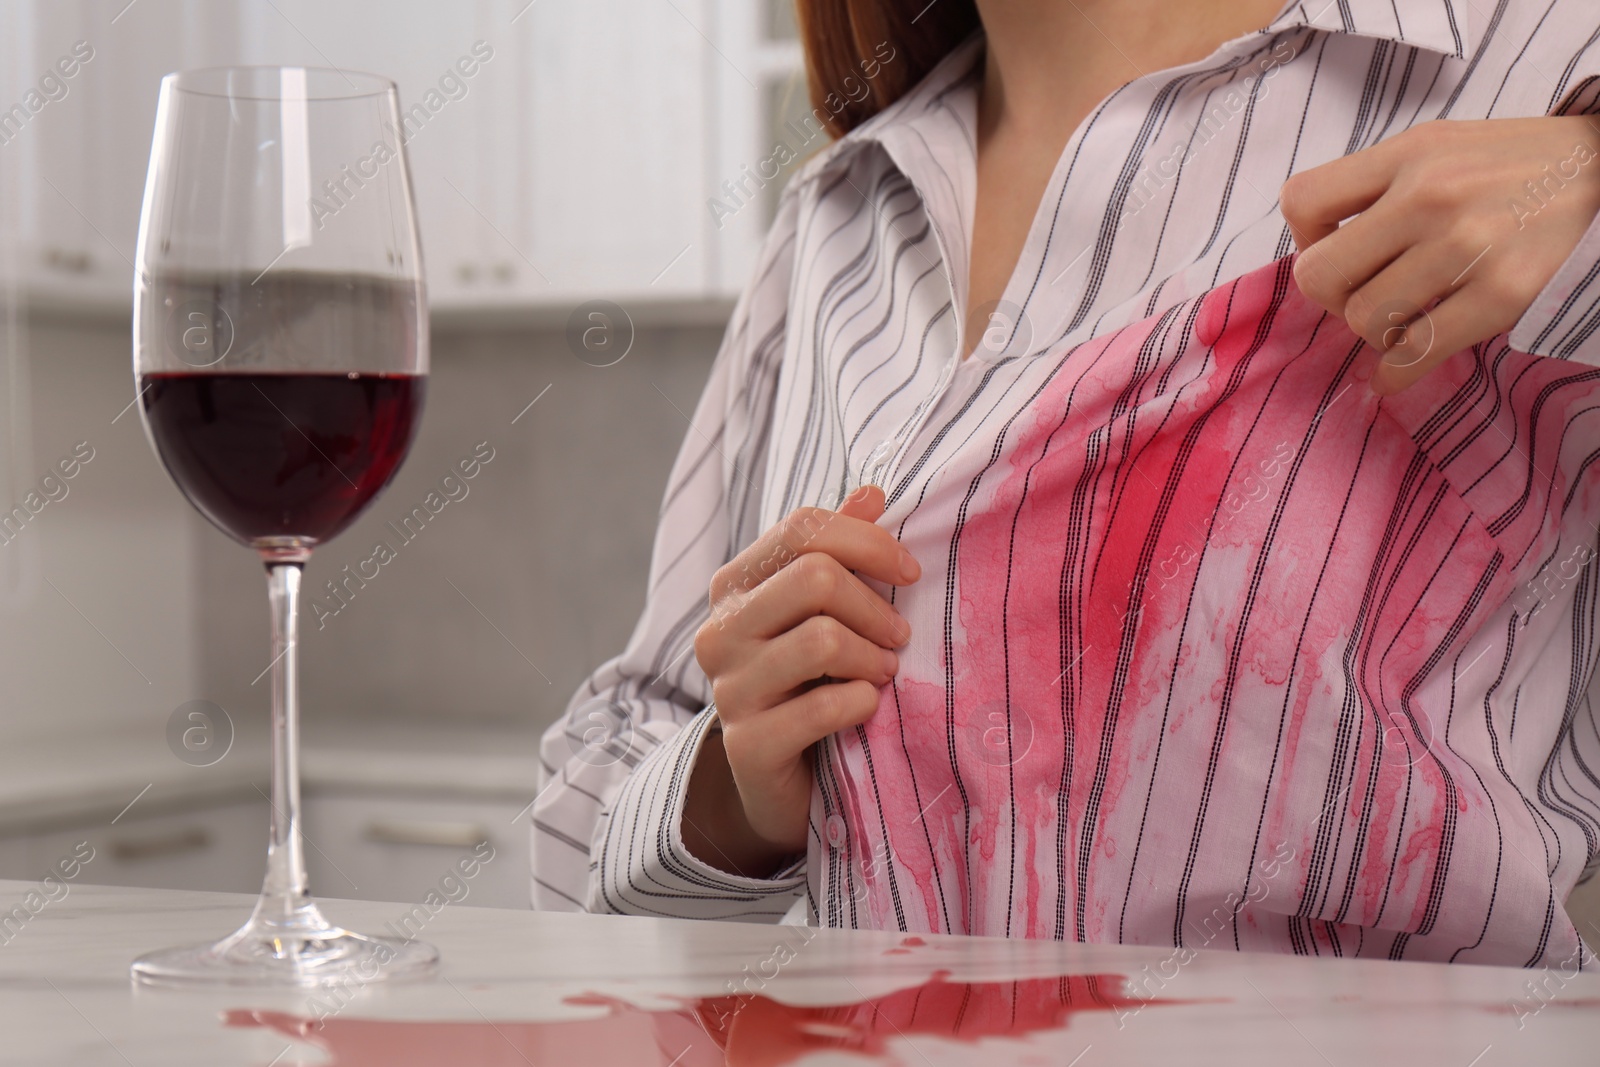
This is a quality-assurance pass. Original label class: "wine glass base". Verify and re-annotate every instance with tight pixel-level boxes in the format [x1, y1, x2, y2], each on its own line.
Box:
[131, 911, 438, 988]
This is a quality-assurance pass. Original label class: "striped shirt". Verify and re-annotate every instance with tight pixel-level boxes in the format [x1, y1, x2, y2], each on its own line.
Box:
[533, 0, 1600, 967]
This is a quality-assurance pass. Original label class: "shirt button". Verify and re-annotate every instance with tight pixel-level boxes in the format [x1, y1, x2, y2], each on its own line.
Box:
[863, 440, 895, 485]
[825, 814, 847, 849]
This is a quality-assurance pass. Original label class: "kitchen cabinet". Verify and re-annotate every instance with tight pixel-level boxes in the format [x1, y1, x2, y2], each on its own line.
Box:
[232, 0, 536, 310]
[0, 0, 801, 313]
[0, 798, 269, 896]
[0, 720, 544, 910]
[0, 790, 532, 908]
[303, 791, 531, 909]
[0, 0, 245, 310]
[519, 0, 708, 301]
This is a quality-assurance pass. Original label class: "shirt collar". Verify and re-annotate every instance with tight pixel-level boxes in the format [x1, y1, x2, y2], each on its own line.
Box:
[792, 32, 982, 186]
[808, 0, 1485, 178]
[1265, 0, 1482, 60]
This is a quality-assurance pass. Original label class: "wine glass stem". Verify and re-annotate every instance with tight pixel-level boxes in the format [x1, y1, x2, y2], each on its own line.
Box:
[259, 561, 312, 923]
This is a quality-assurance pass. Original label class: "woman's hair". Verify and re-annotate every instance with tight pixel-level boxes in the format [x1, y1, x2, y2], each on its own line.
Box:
[795, 0, 981, 137]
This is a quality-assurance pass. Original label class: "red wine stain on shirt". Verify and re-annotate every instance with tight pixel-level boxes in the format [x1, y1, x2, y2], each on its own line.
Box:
[834, 255, 1534, 944]
[225, 970, 1205, 1065]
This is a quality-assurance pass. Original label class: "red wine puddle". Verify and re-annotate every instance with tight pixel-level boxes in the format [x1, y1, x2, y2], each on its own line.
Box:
[884, 935, 928, 955]
[226, 970, 1206, 1065]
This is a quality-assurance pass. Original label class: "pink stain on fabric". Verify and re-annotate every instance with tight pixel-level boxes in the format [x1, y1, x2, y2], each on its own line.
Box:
[815, 253, 1600, 963]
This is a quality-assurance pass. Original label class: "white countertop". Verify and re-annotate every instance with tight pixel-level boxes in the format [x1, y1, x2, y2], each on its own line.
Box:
[1, 879, 1596, 1065]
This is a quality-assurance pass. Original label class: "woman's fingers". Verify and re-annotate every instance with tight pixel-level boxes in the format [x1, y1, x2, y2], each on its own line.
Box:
[738, 550, 910, 645]
[1369, 280, 1510, 394]
[692, 485, 920, 861]
[836, 483, 887, 521]
[1326, 234, 1531, 393]
[708, 495, 917, 606]
[722, 678, 883, 777]
[1290, 196, 1416, 318]
[1283, 117, 1600, 392]
[1280, 132, 1402, 247]
[697, 545, 912, 678]
[712, 615, 898, 713]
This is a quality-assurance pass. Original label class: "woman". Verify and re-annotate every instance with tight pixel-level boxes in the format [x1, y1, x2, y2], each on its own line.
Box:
[535, 0, 1600, 968]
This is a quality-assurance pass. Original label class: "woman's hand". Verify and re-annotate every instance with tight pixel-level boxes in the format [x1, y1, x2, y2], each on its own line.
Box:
[1281, 116, 1600, 394]
[683, 484, 919, 877]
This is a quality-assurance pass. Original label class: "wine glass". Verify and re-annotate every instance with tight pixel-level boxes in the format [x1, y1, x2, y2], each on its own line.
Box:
[130, 66, 434, 986]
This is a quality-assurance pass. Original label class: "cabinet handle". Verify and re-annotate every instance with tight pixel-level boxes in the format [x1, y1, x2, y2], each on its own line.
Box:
[362, 820, 489, 849]
[42, 247, 93, 274]
[109, 827, 210, 863]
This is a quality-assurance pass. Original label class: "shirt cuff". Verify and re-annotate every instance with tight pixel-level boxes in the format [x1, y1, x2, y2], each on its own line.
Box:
[586, 704, 806, 921]
[1508, 205, 1600, 365]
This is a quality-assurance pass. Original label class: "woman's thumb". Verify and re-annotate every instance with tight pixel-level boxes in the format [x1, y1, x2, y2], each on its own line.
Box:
[836, 483, 886, 522]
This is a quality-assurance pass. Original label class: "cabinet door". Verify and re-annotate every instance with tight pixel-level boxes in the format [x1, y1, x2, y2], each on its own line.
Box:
[4, 0, 248, 308]
[234, 0, 535, 311]
[6, 0, 120, 306]
[707, 0, 807, 299]
[303, 792, 531, 910]
[425, 1, 538, 308]
[524, 0, 711, 301]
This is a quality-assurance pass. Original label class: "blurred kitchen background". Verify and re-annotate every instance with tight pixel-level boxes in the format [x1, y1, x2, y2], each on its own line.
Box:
[0, 0, 811, 908]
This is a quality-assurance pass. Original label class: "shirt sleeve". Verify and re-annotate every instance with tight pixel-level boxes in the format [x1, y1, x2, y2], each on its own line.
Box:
[1508, 203, 1600, 367]
[585, 704, 807, 919]
[1506, 72, 1600, 367]
[530, 192, 807, 919]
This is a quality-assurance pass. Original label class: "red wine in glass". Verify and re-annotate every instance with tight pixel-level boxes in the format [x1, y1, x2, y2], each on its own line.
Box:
[140, 370, 424, 546]
[140, 270, 426, 550]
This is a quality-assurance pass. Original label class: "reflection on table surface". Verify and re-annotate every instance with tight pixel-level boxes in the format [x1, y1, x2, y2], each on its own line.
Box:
[225, 965, 1196, 1066]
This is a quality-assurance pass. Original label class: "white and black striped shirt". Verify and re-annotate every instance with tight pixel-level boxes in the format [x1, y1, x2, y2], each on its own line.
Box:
[533, 0, 1600, 967]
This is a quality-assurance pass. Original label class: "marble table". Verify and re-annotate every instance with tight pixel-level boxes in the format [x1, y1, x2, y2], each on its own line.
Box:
[0, 880, 1595, 1065]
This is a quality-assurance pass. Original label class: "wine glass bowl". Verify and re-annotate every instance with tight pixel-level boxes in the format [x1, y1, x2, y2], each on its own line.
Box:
[130, 66, 435, 986]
